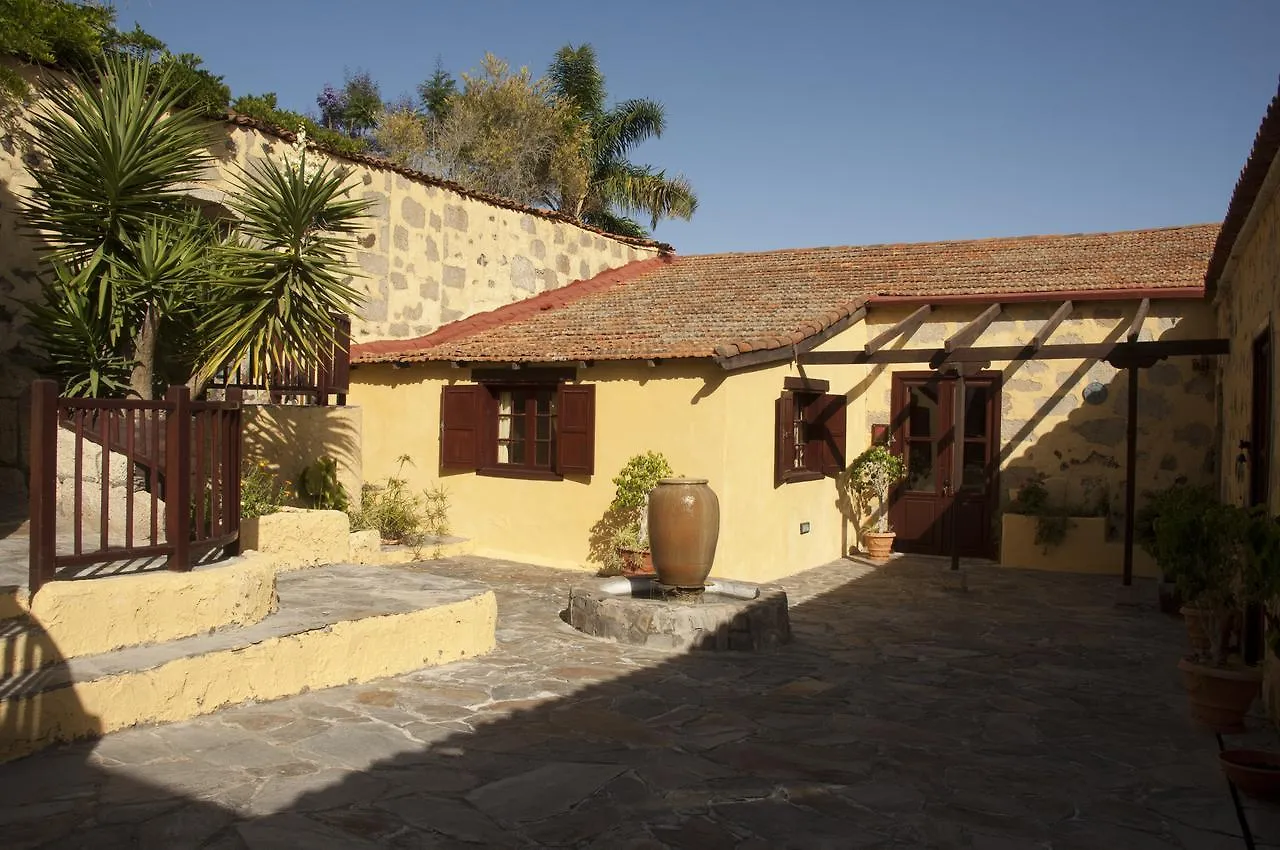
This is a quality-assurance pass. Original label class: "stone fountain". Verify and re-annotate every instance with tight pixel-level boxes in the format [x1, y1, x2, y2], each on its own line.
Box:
[565, 478, 791, 651]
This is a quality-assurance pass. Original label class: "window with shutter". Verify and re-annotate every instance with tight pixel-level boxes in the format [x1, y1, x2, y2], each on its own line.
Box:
[440, 385, 482, 470]
[775, 385, 846, 485]
[557, 384, 595, 475]
[441, 380, 596, 480]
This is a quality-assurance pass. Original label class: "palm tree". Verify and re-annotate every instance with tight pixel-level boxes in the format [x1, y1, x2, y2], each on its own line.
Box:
[548, 44, 697, 238]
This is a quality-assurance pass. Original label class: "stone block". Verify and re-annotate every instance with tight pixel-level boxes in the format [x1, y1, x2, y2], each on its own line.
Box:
[239, 508, 350, 568]
[444, 205, 468, 231]
[443, 265, 466, 289]
[401, 197, 425, 228]
[349, 528, 381, 564]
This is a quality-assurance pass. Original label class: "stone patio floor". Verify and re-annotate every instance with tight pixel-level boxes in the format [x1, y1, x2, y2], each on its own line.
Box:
[3, 553, 1280, 849]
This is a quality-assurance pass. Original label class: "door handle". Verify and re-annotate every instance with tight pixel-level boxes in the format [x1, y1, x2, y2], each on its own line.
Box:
[942, 480, 951, 496]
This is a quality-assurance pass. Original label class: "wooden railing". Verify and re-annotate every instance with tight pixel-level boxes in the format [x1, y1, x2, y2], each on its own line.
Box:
[206, 316, 351, 406]
[27, 380, 243, 593]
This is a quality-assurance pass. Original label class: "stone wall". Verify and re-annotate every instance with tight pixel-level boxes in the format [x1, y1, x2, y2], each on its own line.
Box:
[857, 300, 1219, 525]
[1217, 155, 1280, 509]
[0, 61, 659, 515]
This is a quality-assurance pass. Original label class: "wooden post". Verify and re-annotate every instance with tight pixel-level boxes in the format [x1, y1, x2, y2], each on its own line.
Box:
[225, 388, 243, 556]
[1123, 365, 1139, 586]
[28, 380, 58, 593]
[950, 371, 965, 571]
[165, 385, 192, 571]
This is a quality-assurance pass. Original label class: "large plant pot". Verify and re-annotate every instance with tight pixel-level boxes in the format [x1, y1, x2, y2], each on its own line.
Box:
[1220, 749, 1280, 802]
[1180, 605, 1212, 659]
[863, 532, 895, 562]
[616, 546, 654, 577]
[1158, 581, 1182, 616]
[1177, 657, 1262, 733]
[648, 478, 720, 588]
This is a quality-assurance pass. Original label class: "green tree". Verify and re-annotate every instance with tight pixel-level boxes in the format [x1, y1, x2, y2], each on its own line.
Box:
[340, 68, 381, 138]
[548, 43, 696, 237]
[417, 57, 457, 120]
[21, 54, 369, 398]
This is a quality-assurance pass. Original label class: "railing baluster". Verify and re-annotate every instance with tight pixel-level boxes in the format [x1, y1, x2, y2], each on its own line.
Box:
[99, 405, 109, 551]
[124, 408, 135, 550]
[73, 408, 83, 556]
[165, 386, 192, 571]
[28, 381, 58, 593]
[150, 406, 160, 545]
[194, 408, 206, 543]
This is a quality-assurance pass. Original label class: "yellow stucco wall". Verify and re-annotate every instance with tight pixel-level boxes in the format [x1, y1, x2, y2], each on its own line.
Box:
[242, 404, 363, 509]
[1217, 157, 1280, 509]
[18, 555, 278, 660]
[351, 297, 1217, 582]
[0, 589, 497, 762]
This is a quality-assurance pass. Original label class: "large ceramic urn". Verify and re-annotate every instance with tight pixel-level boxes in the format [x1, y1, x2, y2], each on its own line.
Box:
[647, 478, 720, 588]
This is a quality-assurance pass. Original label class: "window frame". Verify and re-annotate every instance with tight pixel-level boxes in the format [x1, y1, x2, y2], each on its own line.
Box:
[479, 383, 561, 480]
[775, 378, 846, 487]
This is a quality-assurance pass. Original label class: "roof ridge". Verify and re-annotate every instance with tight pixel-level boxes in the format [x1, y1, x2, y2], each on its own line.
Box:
[685, 223, 1221, 260]
[351, 255, 676, 363]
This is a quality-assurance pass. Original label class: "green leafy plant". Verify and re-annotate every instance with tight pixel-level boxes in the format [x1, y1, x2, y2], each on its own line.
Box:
[349, 456, 451, 556]
[1240, 509, 1280, 658]
[299, 455, 349, 511]
[589, 451, 672, 575]
[1154, 486, 1247, 665]
[241, 460, 291, 519]
[837, 444, 907, 534]
[1005, 475, 1113, 552]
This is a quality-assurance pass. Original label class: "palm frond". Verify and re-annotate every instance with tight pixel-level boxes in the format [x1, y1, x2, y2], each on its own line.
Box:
[592, 98, 665, 167]
[548, 43, 604, 118]
[594, 162, 698, 229]
[580, 209, 647, 239]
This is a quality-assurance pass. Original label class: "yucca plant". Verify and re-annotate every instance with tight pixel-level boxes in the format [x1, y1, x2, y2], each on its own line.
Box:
[196, 131, 370, 391]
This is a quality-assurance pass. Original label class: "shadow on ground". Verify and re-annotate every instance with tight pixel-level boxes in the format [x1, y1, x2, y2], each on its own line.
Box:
[0, 556, 1261, 849]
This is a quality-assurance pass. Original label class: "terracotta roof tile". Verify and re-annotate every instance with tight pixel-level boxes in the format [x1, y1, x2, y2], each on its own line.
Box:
[352, 224, 1218, 366]
[1204, 79, 1280, 288]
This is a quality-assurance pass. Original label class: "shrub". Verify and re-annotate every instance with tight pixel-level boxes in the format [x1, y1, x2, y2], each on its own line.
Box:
[349, 456, 451, 556]
[299, 455, 349, 511]
[241, 460, 290, 518]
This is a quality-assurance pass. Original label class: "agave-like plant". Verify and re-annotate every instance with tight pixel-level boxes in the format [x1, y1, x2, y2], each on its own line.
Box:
[197, 133, 370, 390]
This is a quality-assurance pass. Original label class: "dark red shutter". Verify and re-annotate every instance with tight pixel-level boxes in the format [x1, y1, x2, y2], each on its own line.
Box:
[440, 385, 482, 470]
[814, 393, 847, 476]
[556, 383, 595, 475]
[775, 392, 795, 487]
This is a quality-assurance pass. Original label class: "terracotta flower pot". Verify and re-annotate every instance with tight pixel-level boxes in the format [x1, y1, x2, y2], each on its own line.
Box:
[1220, 749, 1280, 802]
[616, 546, 654, 577]
[1177, 657, 1262, 733]
[863, 531, 896, 562]
[648, 478, 719, 588]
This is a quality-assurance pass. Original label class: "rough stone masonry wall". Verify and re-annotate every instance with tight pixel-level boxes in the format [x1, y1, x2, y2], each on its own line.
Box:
[857, 301, 1219, 525]
[0, 61, 658, 512]
[1218, 161, 1280, 509]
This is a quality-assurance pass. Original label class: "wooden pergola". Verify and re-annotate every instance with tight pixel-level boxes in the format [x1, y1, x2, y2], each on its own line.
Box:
[796, 296, 1229, 584]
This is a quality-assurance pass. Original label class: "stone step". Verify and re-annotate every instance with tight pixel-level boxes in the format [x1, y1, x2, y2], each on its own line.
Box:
[0, 562, 497, 762]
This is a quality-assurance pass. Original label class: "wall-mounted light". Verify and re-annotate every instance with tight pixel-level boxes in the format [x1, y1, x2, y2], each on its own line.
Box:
[1237, 439, 1252, 480]
[1082, 381, 1108, 405]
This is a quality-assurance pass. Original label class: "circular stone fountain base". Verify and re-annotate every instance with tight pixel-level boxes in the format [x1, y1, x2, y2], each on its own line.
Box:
[566, 576, 790, 652]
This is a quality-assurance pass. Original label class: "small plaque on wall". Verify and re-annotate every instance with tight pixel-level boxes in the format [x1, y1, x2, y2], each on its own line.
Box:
[871, 423, 890, 445]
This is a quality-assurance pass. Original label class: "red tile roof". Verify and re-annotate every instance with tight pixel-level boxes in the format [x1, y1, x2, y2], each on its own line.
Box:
[1204, 79, 1280, 289]
[351, 224, 1219, 366]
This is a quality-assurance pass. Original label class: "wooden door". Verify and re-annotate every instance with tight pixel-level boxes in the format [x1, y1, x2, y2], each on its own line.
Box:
[889, 372, 1000, 557]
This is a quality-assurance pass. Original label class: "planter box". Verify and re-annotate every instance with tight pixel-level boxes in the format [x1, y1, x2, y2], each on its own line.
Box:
[1000, 513, 1159, 577]
[240, 507, 350, 568]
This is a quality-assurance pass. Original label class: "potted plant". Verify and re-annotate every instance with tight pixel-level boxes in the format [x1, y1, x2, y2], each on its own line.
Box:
[1159, 489, 1260, 733]
[1135, 484, 1185, 615]
[605, 451, 673, 577]
[1219, 509, 1280, 799]
[838, 445, 907, 562]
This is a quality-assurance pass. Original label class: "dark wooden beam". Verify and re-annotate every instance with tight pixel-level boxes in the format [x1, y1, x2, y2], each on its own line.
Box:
[799, 337, 1229, 366]
[1031, 301, 1074, 350]
[865, 304, 932, 354]
[944, 303, 1002, 352]
[1123, 365, 1139, 586]
[1127, 298, 1151, 342]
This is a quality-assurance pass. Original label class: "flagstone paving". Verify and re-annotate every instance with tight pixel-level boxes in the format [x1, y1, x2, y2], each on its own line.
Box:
[2, 554, 1278, 848]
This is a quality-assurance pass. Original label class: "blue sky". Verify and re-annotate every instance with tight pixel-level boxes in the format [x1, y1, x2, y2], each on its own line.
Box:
[114, 0, 1279, 255]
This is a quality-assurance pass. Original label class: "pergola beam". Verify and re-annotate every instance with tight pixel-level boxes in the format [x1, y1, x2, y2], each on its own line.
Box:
[1031, 300, 1074, 350]
[865, 304, 932, 354]
[944, 303, 1002, 352]
[1127, 298, 1151, 342]
[799, 338, 1228, 366]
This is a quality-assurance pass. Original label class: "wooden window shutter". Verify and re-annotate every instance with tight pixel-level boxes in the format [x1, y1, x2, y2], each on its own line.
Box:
[813, 393, 847, 477]
[556, 384, 596, 475]
[774, 392, 796, 487]
[440, 385, 482, 470]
